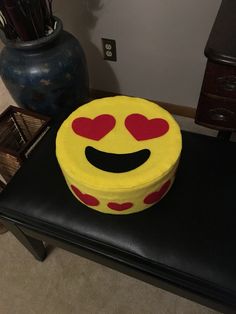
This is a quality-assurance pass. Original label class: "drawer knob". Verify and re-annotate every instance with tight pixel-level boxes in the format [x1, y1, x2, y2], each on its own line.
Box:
[209, 108, 234, 122]
[217, 76, 236, 91]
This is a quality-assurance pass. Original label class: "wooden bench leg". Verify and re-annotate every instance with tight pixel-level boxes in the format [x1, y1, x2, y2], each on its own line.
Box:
[1, 219, 46, 261]
[0, 222, 7, 234]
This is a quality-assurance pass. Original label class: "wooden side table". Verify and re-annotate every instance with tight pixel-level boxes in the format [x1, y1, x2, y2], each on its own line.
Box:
[195, 0, 236, 140]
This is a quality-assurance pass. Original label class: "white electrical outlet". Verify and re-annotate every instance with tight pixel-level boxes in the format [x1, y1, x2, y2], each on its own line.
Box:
[102, 38, 117, 61]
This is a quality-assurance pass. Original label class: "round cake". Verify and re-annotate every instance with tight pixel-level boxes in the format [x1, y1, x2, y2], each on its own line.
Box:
[56, 96, 182, 214]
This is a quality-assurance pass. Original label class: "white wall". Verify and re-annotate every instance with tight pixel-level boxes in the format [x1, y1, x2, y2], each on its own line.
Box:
[54, 0, 221, 108]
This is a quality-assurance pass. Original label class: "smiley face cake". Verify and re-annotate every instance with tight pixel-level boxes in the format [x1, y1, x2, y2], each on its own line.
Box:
[56, 96, 182, 214]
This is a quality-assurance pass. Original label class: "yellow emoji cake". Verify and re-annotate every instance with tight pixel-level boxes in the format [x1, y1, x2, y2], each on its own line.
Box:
[56, 96, 182, 214]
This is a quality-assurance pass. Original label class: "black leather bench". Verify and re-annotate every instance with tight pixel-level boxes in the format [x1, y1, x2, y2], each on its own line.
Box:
[0, 120, 236, 313]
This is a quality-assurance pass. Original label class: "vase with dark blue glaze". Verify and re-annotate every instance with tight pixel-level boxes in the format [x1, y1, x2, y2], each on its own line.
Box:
[0, 18, 89, 117]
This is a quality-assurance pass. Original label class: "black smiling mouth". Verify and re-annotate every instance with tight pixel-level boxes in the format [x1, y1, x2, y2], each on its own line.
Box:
[85, 146, 151, 173]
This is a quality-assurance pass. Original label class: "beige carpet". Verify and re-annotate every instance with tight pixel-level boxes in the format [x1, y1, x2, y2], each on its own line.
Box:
[0, 232, 221, 314]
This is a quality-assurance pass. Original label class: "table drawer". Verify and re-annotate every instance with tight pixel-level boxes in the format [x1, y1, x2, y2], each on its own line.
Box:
[202, 61, 236, 98]
[195, 94, 236, 130]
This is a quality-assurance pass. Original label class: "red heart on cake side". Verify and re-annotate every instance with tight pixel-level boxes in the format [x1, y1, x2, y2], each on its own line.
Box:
[108, 202, 133, 211]
[125, 114, 169, 141]
[72, 114, 116, 140]
[71, 185, 99, 206]
[144, 180, 171, 204]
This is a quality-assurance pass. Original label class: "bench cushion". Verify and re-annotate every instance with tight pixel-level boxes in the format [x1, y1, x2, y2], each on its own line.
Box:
[0, 122, 236, 304]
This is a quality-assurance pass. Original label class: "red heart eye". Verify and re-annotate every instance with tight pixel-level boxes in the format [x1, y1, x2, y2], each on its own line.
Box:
[72, 114, 116, 140]
[125, 114, 169, 141]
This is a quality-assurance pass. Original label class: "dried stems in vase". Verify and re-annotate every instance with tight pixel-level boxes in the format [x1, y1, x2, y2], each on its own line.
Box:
[0, 0, 55, 41]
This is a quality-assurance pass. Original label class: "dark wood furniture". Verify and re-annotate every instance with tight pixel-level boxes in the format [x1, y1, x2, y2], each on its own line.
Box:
[0, 106, 50, 184]
[195, 0, 236, 139]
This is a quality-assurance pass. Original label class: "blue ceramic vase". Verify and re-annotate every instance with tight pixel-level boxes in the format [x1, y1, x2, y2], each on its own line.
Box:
[0, 18, 89, 117]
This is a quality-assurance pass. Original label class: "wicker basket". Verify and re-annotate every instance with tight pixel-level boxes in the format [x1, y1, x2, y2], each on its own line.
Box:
[0, 106, 50, 184]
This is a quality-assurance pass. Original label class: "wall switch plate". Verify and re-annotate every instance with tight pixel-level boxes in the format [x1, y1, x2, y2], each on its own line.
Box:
[102, 38, 117, 61]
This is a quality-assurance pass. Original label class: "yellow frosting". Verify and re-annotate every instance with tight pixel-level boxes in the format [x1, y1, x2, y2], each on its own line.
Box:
[56, 96, 182, 214]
